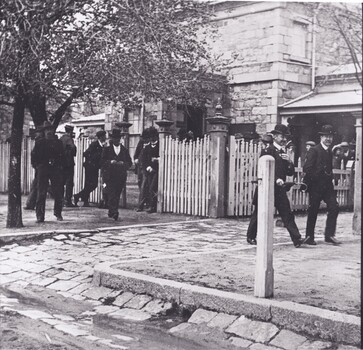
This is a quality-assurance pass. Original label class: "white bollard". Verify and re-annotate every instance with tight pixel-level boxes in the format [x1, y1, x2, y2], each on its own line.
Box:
[254, 155, 275, 298]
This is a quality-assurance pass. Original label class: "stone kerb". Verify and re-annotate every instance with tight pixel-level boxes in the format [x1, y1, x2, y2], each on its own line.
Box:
[93, 262, 361, 346]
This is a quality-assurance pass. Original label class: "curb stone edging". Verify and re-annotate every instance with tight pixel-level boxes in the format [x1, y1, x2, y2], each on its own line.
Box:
[0, 219, 211, 245]
[93, 262, 361, 347]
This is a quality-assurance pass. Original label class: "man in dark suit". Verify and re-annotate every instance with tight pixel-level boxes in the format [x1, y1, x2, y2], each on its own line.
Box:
[101, 128, 132, 220]
[134, 128, 151, 212]
[31, 121, 65, 223]
[24, 126, 44, 210]
[246, 124, 306, 248]
[303, 124, 340, 245]
[141, 126, 159, 213]
[60, 124, 77, 207]
[74, 130, 106, 207]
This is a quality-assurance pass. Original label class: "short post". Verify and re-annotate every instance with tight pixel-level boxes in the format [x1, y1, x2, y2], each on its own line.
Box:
[115, 121, 132, 209]
[206, 100, 230, 218]
[352, 113, 361, 234]
[254, 155, 275, 298]
[155, 118, 174, 213]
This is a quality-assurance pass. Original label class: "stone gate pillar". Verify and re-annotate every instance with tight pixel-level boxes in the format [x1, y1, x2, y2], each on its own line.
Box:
[207, 100, 230, 218]
[115, 121, 132, 209]
[155, 118, 174, 213]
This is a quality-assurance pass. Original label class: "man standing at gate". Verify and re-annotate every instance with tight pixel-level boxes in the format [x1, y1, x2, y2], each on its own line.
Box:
[303, 124, 340, 245]
[101, 128, 132, 220]
[31, 121, 65, 223]
[60, 125, 77, 207]
[246, 124, 306, 248]
[142, 126, 159, 213]
[74, 130, 106, 207]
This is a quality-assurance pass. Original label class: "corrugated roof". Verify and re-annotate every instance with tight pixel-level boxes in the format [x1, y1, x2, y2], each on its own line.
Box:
[279, 90, 362, 115]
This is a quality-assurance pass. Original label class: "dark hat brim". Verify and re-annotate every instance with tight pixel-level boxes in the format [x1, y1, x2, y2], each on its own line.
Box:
[270, 130, 291, 136]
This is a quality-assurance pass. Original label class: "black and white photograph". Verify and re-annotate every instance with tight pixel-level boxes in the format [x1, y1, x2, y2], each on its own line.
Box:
[0, 0, 361, 349]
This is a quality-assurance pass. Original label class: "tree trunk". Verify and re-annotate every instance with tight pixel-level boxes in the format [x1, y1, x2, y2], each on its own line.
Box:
[6, 95, 25, 228]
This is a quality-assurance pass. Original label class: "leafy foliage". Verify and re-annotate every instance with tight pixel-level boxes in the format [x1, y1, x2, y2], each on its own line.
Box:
[0, 0, 225, 126]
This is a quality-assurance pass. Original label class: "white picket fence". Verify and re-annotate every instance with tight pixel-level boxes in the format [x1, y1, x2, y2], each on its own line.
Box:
[227, 137, 261, 216]
[160, 135, 210, 216]
[227, 136, 353, 216]
[0, 136, 353, 215]
[0, 137, 104, 203]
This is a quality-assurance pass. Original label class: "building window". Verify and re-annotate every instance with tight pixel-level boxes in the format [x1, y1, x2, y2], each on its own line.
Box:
[291, 21, 307, 59]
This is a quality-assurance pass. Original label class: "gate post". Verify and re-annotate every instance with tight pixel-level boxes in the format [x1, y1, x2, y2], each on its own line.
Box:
[115, 121, 132, 208]
[254, 155, 275, 298]
[206, 100, 230, 218]
[352, 113, 361, 234]
[155, 118, 174, 213]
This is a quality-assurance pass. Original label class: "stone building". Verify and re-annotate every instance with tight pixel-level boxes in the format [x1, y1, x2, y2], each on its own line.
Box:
[2, 1, 360, 157]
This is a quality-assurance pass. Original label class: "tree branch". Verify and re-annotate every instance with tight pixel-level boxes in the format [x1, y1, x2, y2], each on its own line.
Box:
[0, 100, 14, 107]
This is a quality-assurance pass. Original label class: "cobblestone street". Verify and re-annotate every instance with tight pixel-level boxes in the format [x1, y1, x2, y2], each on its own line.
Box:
[0, 208, 360, 349]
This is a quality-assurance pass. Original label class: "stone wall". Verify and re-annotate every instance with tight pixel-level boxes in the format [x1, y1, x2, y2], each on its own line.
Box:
[206, 1, 314, 132]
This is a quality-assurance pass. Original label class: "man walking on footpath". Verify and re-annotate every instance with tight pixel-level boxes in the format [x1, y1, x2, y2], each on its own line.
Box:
[134, 128, 150, 212]
[74, 130, 106, 207]
[246, 124, 307, 248]
[24, 126, 44, 210]
[303, 124, 340, 245]
[101, 128, 132, 221]
[31, 121, 65, 223]
[141, 126, 159, 213]
[60, 125, 77, 207]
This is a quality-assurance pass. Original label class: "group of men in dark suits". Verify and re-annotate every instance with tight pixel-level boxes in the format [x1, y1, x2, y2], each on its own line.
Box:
[29, 123, 133, 223]
[247, 123, 342, 248]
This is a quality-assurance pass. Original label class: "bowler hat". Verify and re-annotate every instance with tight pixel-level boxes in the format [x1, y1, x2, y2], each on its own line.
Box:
[261, 133, 273, 144]
[109, 128, 121, 139]
[306, 141, 316, 147]
[141, 128, 150, 139]
[270, 124, 290, 136]
[318, 124, 335, 135]
[96, 130, 106, 138]
[65, 124, 74, 133]
[148, 126, 159, 139]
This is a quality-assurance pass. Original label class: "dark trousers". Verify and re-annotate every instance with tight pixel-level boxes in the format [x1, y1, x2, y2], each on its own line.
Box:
[62, 166, 74, 204]
[147, 171, 158, 210]
[247, 188, 301, 243]
[137, 169, 149, 209]
[26, 174, 38, 209]
[36, 165, 63, 221]
[106, 180, 126, 217]
[77, 166, 99, 203]
[306, 185, 339, 239]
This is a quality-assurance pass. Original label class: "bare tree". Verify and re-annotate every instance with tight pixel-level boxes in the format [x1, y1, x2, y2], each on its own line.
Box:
[316, 2, 362, 86]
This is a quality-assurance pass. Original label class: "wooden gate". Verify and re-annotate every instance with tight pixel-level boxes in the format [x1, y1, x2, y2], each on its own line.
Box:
[227, 136, 261, 216]
[159, 135, 210, 216]
[227, 136, 353, 217]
